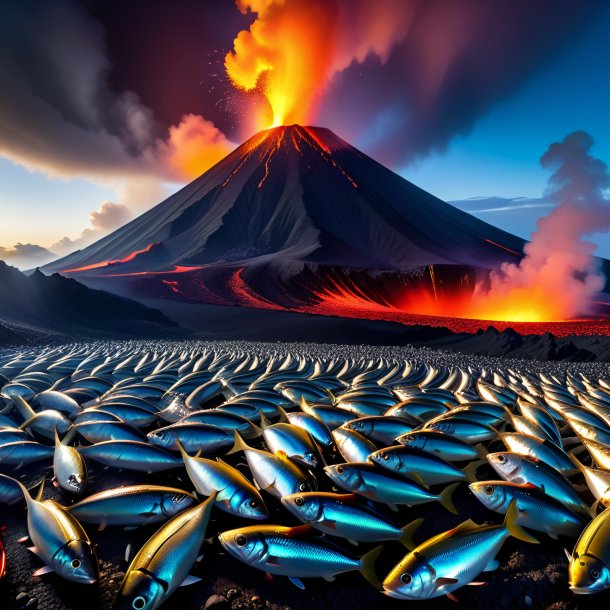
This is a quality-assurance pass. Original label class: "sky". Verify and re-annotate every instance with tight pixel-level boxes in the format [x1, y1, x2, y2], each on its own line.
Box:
[1, 0, 609, 268]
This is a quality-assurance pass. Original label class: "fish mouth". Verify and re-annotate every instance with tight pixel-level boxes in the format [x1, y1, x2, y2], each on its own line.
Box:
[382, 588, 415, 600]
[569, 585, 595, 595]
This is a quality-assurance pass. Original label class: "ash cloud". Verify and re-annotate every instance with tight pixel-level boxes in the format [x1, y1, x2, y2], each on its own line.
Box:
[474, 131, 610, 318]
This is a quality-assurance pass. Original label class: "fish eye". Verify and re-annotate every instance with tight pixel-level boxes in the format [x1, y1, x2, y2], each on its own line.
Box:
[132, 597, 146, 610]
[497, 455, 506, 463]
[591, 569, 600, 579]
[484, 485, 494, 495]
[336, 466, 344, 474]
[236, 535, 248, 547]
[400, 573, 412, 585]
[249, 500, 258, 508]
[295, 496, 304, 506]
[299, 483, 308, 491]
[71, 559, 81, 569]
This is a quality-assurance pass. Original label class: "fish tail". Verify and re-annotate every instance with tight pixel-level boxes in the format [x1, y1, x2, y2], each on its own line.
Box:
[226, 430, 249, 455]
[398, 518, 423, 550]
[568, 451, 586, 473]
[277, 407, 290, 424]
[462, 460, 485, 483]
[439, 482, 459, 515]
[13, 396, 36, 421]
[505, 499, 538, 544]
[359, 544, 382, 589]
[175, 440, 191, 461]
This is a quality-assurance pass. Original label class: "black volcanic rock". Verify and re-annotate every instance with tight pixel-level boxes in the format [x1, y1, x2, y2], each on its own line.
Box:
[0, 261, 178, 343]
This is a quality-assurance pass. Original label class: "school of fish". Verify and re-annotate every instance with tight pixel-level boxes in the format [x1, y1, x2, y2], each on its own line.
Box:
[0, 340, 609, 607]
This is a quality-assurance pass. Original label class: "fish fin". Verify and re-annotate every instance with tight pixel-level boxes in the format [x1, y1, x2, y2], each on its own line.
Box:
[259, 411, 271, 429]
[124, 544, 131, 562]
[483, 559, 499, 572]
[404, 472, 426, 486]
[267, 555, 282, 567]
[323, 388, 336, 406]
[27, 546, 40, 556]
[321, 519, 337, 531]
[468, 581, 486, 586]
[175, 440, 191, 461]
[439, 482, 460, 515]
[33, 565, 54, 577]
[197, 555, 204, 562]
[123, 526, 138, 531]
[564, 548, 572, 562]
[285, 524, 311, 538]
[289, 577, 305, 589]
[446, 592, 459, 602]
[17, 535, 29, 543]
[227, 431, 249, 455]
[277, 407, 290, 424]
[505, 498, 539, 544]
[386, 503, 399, 512]
[264, 572, 274, 581]
[434, 577, 459, 592]
[462, 460, 485, 483]
[348, 539, 359, 546]
[323, 574, 336, 582]
[547, 531, 559, 540]
[359, 545, 382, 590]
[34, 480, 45, 502]
[54, 427, 61, 447]
[453, 519, 480, 535]
[179, 575, 202, 587]
[98, 520, 107, 532]
[475, 443, 487, 459]
[399, 518, 424, 550]
[335, 493, 359, 505]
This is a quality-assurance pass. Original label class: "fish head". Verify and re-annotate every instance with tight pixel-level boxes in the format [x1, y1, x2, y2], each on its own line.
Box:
[397, 433, 423, 449]
[281, 493, 321, 523]
[468, 481, 508, 512]
[146, 429, 170, 448]
[486, 452, 522, 480]
[344, 420, 371, 436]
[382, 553, 436, 599]
[235, 492, 268, 520]
[569, 553, 610, 594]
[114, 568, 165, 610]
[218, 529, 267, 567]
[66, 472, 86, 494]
[324, 463, 362, 491]
[369, 448, 401, 472]
[164, 492, 195, 516]
[55, 539, 98, 584]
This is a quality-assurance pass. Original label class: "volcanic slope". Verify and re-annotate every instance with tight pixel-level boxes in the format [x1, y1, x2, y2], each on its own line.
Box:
[44, 125, 527, 275]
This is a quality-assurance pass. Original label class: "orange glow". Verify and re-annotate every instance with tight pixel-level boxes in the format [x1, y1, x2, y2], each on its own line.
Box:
[61, 243, 159, 273]
[225, 0, 337, 130]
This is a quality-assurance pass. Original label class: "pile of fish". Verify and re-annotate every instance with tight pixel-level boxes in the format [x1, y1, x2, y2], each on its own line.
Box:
[0, 340, 610, 607]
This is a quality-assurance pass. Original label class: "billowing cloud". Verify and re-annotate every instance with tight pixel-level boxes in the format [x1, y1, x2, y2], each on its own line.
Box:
[51, 200, 133, 255]
[0, 0, 235, 184]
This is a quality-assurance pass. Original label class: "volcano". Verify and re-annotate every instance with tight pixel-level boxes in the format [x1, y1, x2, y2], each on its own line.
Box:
[42, 125, 610, 330]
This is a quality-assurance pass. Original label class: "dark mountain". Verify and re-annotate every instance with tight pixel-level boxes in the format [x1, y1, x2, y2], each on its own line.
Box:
[42, 125, 609, 317]
[0, 261, 178, 343]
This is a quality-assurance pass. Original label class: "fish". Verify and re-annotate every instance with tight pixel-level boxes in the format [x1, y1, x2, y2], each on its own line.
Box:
[78, 441, 182, 473]
[260, 415, 321, 468]
[147, 422, 234, 453]
[219, 524, 381, 587]
[18, 481, 98, 583]
[382, 500, 537, 600]
[332, 427, 377, 463]
[178, 443, 267, 519]
[396, 430, 484, 462]
[114, 493, 216, 610]
[369, 445, 482, 485]
[343, 416, 415, 445]
[324, 462, 458, 513]
[487, 451, 591, 518]
[227, 432, 314, 498]
[569, 506, 610, 594]
[53, 429, 87, 494]
[500, 433, 576, 473]
[67, 485, 196, 527]
[0, 440, 54, 466]
[281, 491, 422, 546]
[469, 480, 587, 538]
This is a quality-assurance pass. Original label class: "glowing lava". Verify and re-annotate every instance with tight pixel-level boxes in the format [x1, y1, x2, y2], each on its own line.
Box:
[61, 243, 159, 274]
